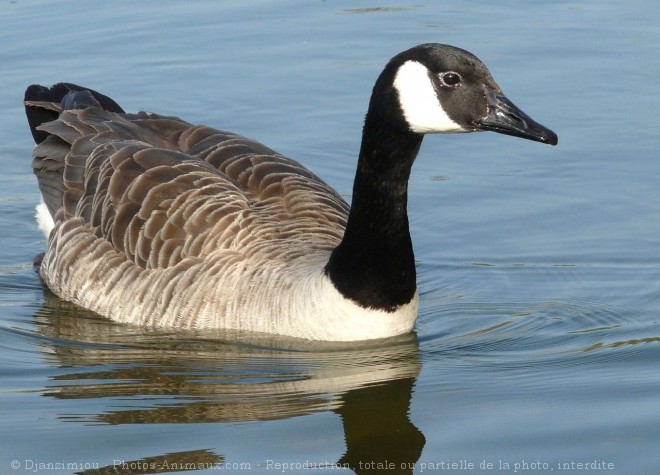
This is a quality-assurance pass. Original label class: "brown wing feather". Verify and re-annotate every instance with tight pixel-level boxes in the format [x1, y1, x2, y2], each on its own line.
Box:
[31, 106, 349, 272]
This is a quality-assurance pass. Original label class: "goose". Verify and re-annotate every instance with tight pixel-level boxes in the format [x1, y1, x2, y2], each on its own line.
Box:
[24, 44, 557, 341]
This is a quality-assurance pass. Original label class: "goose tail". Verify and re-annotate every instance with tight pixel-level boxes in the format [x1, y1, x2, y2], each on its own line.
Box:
[24, 83, 125, 238]
[24, 82, 124, 144]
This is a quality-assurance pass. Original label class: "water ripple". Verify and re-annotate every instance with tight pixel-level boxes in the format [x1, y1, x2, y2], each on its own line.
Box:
[417, 296, 656, 371]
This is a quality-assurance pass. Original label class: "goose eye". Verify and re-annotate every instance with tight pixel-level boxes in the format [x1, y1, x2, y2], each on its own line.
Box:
[441, 72, 461, 86]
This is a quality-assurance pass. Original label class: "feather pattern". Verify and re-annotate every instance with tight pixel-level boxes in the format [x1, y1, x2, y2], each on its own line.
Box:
[31, 106, 406, 340]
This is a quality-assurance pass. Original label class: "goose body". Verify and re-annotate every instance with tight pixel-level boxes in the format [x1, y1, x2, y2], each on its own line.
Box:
[25, 44, 557, 341]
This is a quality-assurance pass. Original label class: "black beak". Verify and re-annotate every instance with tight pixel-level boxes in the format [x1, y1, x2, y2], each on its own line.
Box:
[478, 87, 558, 146]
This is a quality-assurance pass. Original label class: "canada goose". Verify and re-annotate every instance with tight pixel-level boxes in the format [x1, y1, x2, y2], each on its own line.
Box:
[24, 44, 557, 341]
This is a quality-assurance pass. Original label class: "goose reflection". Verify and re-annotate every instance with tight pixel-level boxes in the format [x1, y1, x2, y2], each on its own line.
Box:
[33, 290, 425, 474]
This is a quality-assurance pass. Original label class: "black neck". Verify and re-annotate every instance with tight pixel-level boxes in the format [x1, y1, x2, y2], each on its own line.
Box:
[325, 106, 423, 311]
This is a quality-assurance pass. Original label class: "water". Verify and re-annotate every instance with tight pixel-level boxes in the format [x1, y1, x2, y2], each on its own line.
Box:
[1, 1, 659, 474]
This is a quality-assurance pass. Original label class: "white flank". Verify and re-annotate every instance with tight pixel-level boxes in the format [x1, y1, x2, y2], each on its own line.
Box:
[35, 201, 54, 239]
[296, 272, 419, 341]
[39, 226, 419, 340]
[393, 60, 466, 134]
[195, 267, 420, 341]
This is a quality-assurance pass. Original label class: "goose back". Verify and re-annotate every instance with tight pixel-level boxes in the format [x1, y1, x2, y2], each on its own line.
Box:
[28, 89, 368, 336]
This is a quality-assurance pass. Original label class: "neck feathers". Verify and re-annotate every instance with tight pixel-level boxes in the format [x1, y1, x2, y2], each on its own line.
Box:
[325, 102, 423, 311]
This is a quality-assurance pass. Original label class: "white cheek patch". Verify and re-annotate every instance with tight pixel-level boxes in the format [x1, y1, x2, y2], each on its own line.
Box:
[393, 60, 466, 134]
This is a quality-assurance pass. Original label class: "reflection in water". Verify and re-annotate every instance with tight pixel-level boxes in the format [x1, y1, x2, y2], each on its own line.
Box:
[34, 290, 425, 474]
[582, 336, 660, 352]
[77, 449, 224, 475]
[337, 378, 425, 473]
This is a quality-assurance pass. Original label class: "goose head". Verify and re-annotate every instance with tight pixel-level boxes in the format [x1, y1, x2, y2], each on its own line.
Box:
[371, 43, 558, 145]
